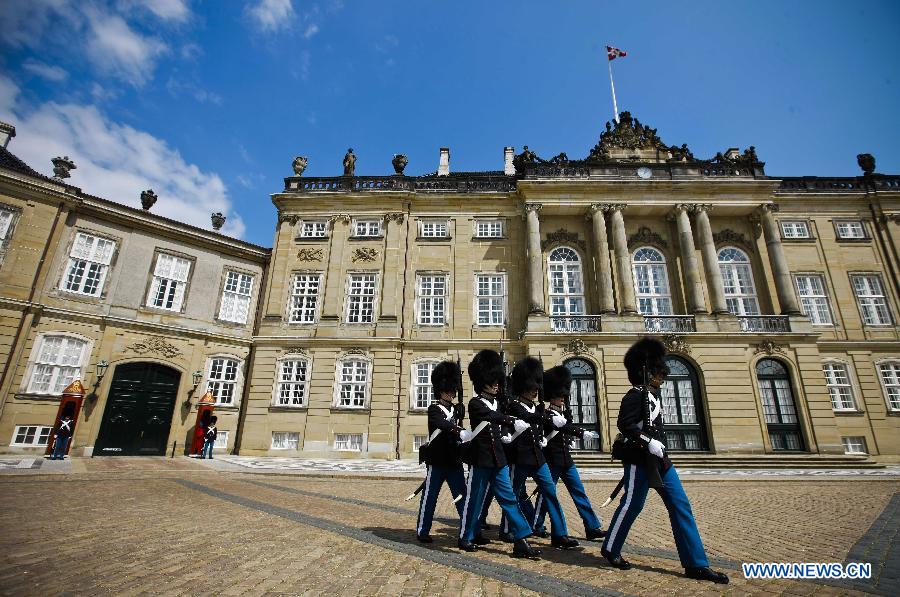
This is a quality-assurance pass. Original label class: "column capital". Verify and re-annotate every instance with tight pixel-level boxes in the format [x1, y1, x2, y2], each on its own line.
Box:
[690, 203, 714, 213]
[672, 203, 692, 213]
[758, 203, 780, 215]
[599, 203, 627, 213]
[524, 202, 543, 214]
[278, 213, 301, 226]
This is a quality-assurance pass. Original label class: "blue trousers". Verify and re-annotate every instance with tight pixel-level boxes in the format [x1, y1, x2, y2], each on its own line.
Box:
[201, 439, 214, 458]
[460, 465, 531, 542]
[533, 463, 601, 533]
[51, 435, 70, 459]
[502, 462, 569, 538]
[416, 463, 466, 536]
[603, 463, 709, 569]
[478, 485, 494, 525]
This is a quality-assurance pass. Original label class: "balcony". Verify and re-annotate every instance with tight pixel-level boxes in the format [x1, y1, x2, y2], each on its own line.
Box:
[551, 316, 602, 333]
[738, 316, 791, 333]
[644, 315, 696, 333]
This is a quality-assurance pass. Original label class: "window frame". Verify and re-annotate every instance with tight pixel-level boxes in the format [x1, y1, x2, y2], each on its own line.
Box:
[875, 360, 900, 413]
[410, 359, 440, 411]
[271, 431, 301, 450]
[216, 269, 255, 325]
[59, 231, 117, 298]
[333, 355, 372, 409]
[834, 220, 868, 241]
[415, 273, 448, 326]
[22, 332, 92, 397]
[344, 272, 379, 324]
[473, 218, 504, 239]
[288, 271, 324, 324]
[849, 273, 893, 326]
[717, 246, 760, 316]
[0, 203, 22, 266]
[413, 435, 428, 452]
[333, 433, 364, 452]
[352, 219, 382, 238]
[779, 220, 812, 240]
[10, 425, 53, 447]
[547, 246, 586, 319]
[272, 355, 312, 408]
[841, 436, 868, 455]
[631, 246, 673, 316]
[144, 250, 195, 313]
[473, 271, 507, 327]
[297, 219, 329, 239]
[213, 430, 229, 450]
[418, 219, 449, 239]
[793, 273, 833, 326]
[821, 360, 858, 412]
[203, 355, 244, 407]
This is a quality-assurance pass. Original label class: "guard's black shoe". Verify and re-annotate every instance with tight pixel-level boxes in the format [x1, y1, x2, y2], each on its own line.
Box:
[533, 528, 550, 538]
[498, 531, 515, 543]
[416, 534, 433, 543]
[472, 534, 491, 545]
[512, 538, 541, 559]
[457, 539, 477, 552]
[685, 567, 729, 584]
[481, 522, 494, 530]
[551, 535, 580, 549]
[601, 548, 632, 570]
[585, 527, 607, 541]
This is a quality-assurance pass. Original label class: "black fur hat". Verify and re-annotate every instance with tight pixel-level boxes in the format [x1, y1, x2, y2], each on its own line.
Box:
[511, 357, 543, 396]
[431, 361, 460, 399]
[624, 337, 669, 386]
[543, 366, 572, 400]
[468, 350, 505, 393]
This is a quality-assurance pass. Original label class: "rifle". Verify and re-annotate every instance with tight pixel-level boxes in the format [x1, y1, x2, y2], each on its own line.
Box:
[498, 328, 509, 409]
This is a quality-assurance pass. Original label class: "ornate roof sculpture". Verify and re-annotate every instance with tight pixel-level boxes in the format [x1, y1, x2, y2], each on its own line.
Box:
[587, 111, 671, 162]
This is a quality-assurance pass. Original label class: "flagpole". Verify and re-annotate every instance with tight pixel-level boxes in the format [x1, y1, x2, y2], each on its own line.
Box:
[607, 58, 619, 123]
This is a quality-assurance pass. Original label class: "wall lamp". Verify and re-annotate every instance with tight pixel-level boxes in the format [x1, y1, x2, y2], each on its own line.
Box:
[88, 360, 109, 402]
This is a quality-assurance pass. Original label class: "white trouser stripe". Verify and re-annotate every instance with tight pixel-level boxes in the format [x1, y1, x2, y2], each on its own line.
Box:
[459, 466, 474, 539]
[533, 492, 543, 528]
[606, 464, 636, 549]
[417, 465, 433, 535]
[503, 464, 515, 533]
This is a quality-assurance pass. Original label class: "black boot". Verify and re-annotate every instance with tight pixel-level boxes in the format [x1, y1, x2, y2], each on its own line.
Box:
[601, 548, 632, 570]
[457, 539, 477, 552]
[416, 534, 432, 543]
[512, 538, 541, 559]
[533, 528, 550, 538]
[551, 535, 580, 549]
[481, 522, 494, 530]
[472, 534, 491, 545]
[498, 531, 515, 543]
[685, 567, 729, 584]
[585, 527, 607, 541]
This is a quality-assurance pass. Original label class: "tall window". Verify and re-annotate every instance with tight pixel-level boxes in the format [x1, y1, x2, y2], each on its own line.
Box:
[147, 253, 192, 311]
[475, 273, 505, 325]
[354, 220, 381, 237]
[851, 274, 891, 325]
[822, 362, 856, 411]
[718, 247, 759, 315]
[289, 273, 322, 323]
[420, 221, 448, 238]
[660, 357, 707, 451]
[548, 247, 585, 318]
[206, 357, 239, 405]
[794, 274, 832, 325]
[218, 271, 254, 324]
[346, 274, 377, 323]
[475, 219, 503, 238]
[27, 335, 88, 394]
[632, 247, 672, 315]
[877, 361, 900, 412]
[61, 232, 116, 296]
[336, 359, 369, 408]
[416, 275, 447, 325]
[563, 358, 600, 451]
[412, 361, 438, 409]
[756, 359, 803, 451]
[275, 358, 310, 407]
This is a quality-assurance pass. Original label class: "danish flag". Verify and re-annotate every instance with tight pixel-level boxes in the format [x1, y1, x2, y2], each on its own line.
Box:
[607, 46, 627, 61]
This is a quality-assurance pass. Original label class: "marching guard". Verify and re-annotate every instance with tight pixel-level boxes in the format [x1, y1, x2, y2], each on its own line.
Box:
[601, 338, 729, 584]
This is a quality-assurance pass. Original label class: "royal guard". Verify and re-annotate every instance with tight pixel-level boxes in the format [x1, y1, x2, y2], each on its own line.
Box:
[191, 391, 216, 456]
[45, 380, 85, 459]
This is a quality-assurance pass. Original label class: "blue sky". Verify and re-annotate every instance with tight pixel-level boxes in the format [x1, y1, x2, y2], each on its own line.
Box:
[2, 1, 899, 246]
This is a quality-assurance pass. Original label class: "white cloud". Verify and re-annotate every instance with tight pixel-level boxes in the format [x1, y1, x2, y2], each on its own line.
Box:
[303, 23, 319, 39]
[165, 77, 223, 105]
[22, 59, 69, 82]
[0, 75, 245, 238]
[246, 0, 294, 33]
[0, 0, 76, 50]
[122, 0, 192, 23]
[85, 9, 168, 86]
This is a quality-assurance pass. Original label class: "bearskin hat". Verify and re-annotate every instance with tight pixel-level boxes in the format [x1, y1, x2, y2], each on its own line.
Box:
[431, 361, 461, 399]
[624, 337, 669, 386]
[468, 350, 505, 393]
[511, 357, 543, 396]
[543, 366, 572, 400]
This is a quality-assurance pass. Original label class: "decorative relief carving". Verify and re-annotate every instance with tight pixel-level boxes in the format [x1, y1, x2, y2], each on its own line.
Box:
[352, 247, 379, 262]
[125, 336, 181, 358]
[628, 226, 668, 249]
[329, 214, 352, 223]
[754, 340, 785, 355]
[297, 248, 324, 261]
[713, 228, 754, 251]
[562, 339, 593, 356]
[383, 212, 405, 223]
[341, 347, 368, 357]
[758, 203, 780, 214]
[282, 346, 310, 356]
[663, 334, 690, 355]
[541, 228, 586, 252]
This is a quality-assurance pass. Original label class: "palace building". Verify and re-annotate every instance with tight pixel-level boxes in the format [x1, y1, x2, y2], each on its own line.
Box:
[1, 113, 898, 463]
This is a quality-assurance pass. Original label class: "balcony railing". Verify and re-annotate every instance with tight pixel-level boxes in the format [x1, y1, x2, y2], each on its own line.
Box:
[551, 316, 602, 333]
[738, 316, 791, 333]
[644, 315, 696, 333]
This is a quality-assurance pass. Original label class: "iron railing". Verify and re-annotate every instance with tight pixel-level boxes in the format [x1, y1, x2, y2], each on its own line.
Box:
[550, 316, 602, 333]
[644, 315, 697, 333]
[738, 315, 791, 333]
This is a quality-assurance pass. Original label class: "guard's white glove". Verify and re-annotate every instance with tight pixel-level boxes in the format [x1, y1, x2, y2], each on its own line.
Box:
[539, 437, 548, 448]
[647, 438, 666, 459]
[513, 419, 529, 434]
[458, 429, 474, 443]
[582, 430, 600, 442]
[551, 414, 567, 429]
[501, 434, 513, 444]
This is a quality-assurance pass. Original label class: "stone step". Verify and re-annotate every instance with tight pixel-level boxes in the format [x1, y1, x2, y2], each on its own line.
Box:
[570, 453, 883, 469]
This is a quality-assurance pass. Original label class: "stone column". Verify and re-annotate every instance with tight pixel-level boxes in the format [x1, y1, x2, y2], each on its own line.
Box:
[378, 212, 406, 321]
[524, 203, 545, 314]
[674, 204, 707, 313]
[321, 215, 350, 319]
[608, 204, 637, 314]
[589, 204, 616, 313]
[692, 204, 728, 314]
[759, 204, 801, 314]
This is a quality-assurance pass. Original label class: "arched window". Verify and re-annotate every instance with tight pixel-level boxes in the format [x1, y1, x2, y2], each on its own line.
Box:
[563, 358, 600, 451]
[718, 247, 759, 315]
[660, 356, 707, 451]
[755, 359, 804, 451]
[632, 247, 672, 315]
[548, 247, 585, 318]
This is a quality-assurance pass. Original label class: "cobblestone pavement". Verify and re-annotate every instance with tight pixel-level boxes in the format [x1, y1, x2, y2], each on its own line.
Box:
[0, 458, 897, 596]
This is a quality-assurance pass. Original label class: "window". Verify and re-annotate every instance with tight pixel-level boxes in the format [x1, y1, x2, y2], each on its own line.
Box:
[11, 425, 53, 447]
[412, 361, 438, 409]
[299, 220, 328, 238]
[718, 247, 759, 315]
[214, 430, 229, 450]
[206, 357, 239, 405]
[632, 247, 672, 315]
[27, 335, 88, 394]
[563, 358, 601, 451]
[289, 273, 322, 323]
[851, 275, 892, 325]
[0, 207, 14, 241]
[877, 361, 900, 412]
[334, 433, 363, 451]
[475, 273, 505, 325]
[346, 273, 377, 323]
[336, 359, 369, 408]
[756, 359, 804, 451]
[354, 220, 381, 237]
[413, 435, 428, 452]
[660, 357, 707, 451]
[822, 362, 856, 411]
[794, 274, 832, 325]
[842, 436, 867, 455]
[275, 358, 310, 407]
[61, 232, 115, 296]
[420, 220, 448, 238]
[218, 271, 254, 324]
[475, 219, 503, 238]
[271, 432, 300, 450]
[836, 220, 866, 240]
[147, 253, 192, 311]
[416, 275, 447, 325]
[548, 247, 585, 319]
[780, 221, 810, 239]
